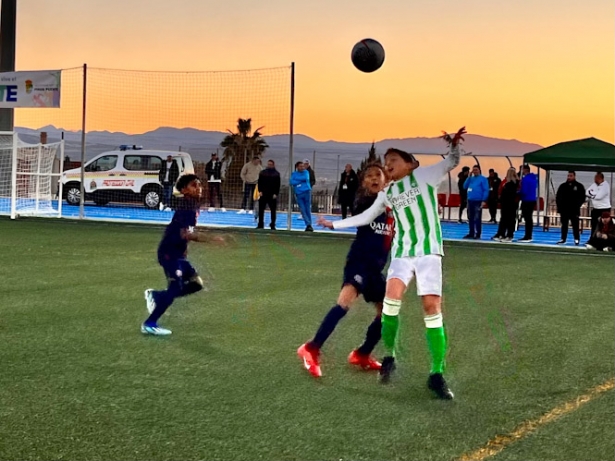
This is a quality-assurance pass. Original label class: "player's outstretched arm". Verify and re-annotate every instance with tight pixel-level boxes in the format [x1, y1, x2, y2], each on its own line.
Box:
[181, 228, 233, 245]
[419, 127, 466, 185]
[318, 192, 387, 229]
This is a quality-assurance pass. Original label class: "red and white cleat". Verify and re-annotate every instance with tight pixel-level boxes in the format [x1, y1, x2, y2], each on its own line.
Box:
[297, 343, 322, 378]
[348, 350, 382, 371]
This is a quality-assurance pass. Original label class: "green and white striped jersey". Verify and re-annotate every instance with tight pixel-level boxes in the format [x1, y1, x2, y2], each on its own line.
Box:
[333, 148, 460, 258]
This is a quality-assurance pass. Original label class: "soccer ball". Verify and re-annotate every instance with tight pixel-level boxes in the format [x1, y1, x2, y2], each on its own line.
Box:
[351, 39, 385, 73]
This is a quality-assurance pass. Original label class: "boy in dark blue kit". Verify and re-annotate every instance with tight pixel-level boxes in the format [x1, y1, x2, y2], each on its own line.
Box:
[142, 174, 225, 336]
[297, 164, 394, 378]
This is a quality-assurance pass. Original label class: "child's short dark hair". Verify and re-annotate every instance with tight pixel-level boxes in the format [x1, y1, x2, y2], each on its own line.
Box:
[384, 148, 417, 164]
[175, 174, 199, 191]
[294, 161, 303, 169]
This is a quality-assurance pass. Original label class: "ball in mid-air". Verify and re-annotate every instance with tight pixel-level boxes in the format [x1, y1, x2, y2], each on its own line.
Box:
[351, 38, 385, 73]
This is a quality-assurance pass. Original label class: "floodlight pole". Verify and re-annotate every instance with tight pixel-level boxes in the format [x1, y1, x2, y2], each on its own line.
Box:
[0, 0, 17, 131]
[286, 62, 295, 231]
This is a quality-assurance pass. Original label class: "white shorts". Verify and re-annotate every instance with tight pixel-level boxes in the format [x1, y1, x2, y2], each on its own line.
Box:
[386, 255, 442, 296]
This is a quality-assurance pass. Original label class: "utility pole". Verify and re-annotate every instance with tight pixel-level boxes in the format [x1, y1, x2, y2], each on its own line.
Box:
[0, 0, 17, 131]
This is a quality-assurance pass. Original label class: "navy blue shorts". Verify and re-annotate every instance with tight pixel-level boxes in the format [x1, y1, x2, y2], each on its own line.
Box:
[159, 258, 198, 283]
[342, 264, 386, 304]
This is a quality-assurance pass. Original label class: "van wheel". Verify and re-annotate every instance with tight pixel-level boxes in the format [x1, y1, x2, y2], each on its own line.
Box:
[64, 183, 81, 206]
[143, 186, 162, 209]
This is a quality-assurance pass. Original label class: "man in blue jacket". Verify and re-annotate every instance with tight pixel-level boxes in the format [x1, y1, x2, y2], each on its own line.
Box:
[518, 164, 538, 242]
[463, 165, 489, 239]
[290, 161, 314, 231]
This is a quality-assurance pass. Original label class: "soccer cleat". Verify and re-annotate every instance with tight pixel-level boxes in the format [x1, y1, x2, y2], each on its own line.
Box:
[305, 225, 314, 232]
[501, 237, 512, 243]
[348, 350, 381, 371]
[427, 373, 454, 400]
[378, 356, 396, 384]
[491, 236, 502, 241]
[586, 244, 596, 250]
[144, 289, 156, 314]
[141, 324, 172, 336]
[518, 238, 532, 243]
[556, 240, 566, 245]
[297, 343, 322, 378]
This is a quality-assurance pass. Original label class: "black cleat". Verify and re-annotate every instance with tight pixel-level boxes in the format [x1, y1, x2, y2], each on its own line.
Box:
[378, 356, 396, 384]
[427, 373, 454, 400]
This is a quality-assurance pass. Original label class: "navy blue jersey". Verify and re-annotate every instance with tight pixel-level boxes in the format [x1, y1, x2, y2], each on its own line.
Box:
[345, 194, 393, 274]
[157, 197, 201, 262]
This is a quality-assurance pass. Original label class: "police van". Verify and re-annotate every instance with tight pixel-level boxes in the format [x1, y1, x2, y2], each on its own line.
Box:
[61, 146, 195, 209]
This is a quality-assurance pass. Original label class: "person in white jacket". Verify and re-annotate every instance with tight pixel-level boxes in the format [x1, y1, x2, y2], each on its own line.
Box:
[586, 172, 612, 233]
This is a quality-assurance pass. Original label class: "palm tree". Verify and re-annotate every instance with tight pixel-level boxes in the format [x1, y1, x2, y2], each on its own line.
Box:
[220, 118, 269, 206]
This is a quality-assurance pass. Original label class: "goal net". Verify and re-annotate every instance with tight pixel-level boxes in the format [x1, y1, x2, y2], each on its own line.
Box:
[15, 65, 292, 227]
[0, 132, 64, 219]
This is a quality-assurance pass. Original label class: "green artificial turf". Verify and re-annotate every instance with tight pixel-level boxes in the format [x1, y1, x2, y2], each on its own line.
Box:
[0, 217, 613, 461]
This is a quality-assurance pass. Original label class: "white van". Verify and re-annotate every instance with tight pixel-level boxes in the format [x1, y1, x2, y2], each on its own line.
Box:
[61, 146, 195, 209]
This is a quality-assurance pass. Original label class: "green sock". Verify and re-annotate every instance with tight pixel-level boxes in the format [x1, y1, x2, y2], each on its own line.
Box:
[382, 298, 402, 357]
[425, 313, 447, 374]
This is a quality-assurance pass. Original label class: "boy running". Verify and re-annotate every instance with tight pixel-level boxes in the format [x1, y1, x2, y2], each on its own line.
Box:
[297, 165, 394, 377]
[142, 174, 225, 336]
[318, 128, 466, 399]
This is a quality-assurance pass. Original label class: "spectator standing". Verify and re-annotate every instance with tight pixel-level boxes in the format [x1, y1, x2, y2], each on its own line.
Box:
[586, 211, 615, 251]
[518, 165, 538, 243]
[493, 168, 520, 242]
[158, 155, 180, 211]
[291, 161, 313, 231]
[457, 166, 470, 223]
[257, 159, 281, 230]
[339, 164, 359, 219]
[586, 172, 612, 234]
[555, 171, 586, 245]
[463, 165, 489, 239]
[238, 156, 263, 214]
[205, 153, 225, 212]
[487, 169, 501, 223]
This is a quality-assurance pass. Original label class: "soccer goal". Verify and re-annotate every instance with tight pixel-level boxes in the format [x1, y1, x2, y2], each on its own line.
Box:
[0, 132, 65, 219]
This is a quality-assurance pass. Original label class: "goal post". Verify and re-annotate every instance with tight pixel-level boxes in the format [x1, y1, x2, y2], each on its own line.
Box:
[0, 131, 64, 219]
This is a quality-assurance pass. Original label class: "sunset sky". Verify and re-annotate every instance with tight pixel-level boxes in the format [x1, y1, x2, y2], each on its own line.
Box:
[12, 0, 615, 147]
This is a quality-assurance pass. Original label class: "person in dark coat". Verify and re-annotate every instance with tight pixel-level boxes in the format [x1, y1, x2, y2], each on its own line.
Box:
[555, 171, 586, 245]
[586, 211, 615, 251]
[487, 169, 502, 223]
[457, 166, 470, 222]
[492, 168, 520, 242]
[158, 155, 180, 211]
[257, 159, 281, 230]
[339, 164, 359, 218]
[205, 153, 225, 212]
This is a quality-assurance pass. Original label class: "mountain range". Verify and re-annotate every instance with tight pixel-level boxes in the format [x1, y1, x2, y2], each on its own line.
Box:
[15, 125, 543, 164]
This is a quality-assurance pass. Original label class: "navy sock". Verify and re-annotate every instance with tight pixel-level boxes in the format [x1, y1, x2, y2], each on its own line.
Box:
[145, 282, 182, 325]
[310, 305, 348, 349]
[357, 315, 382, 356]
